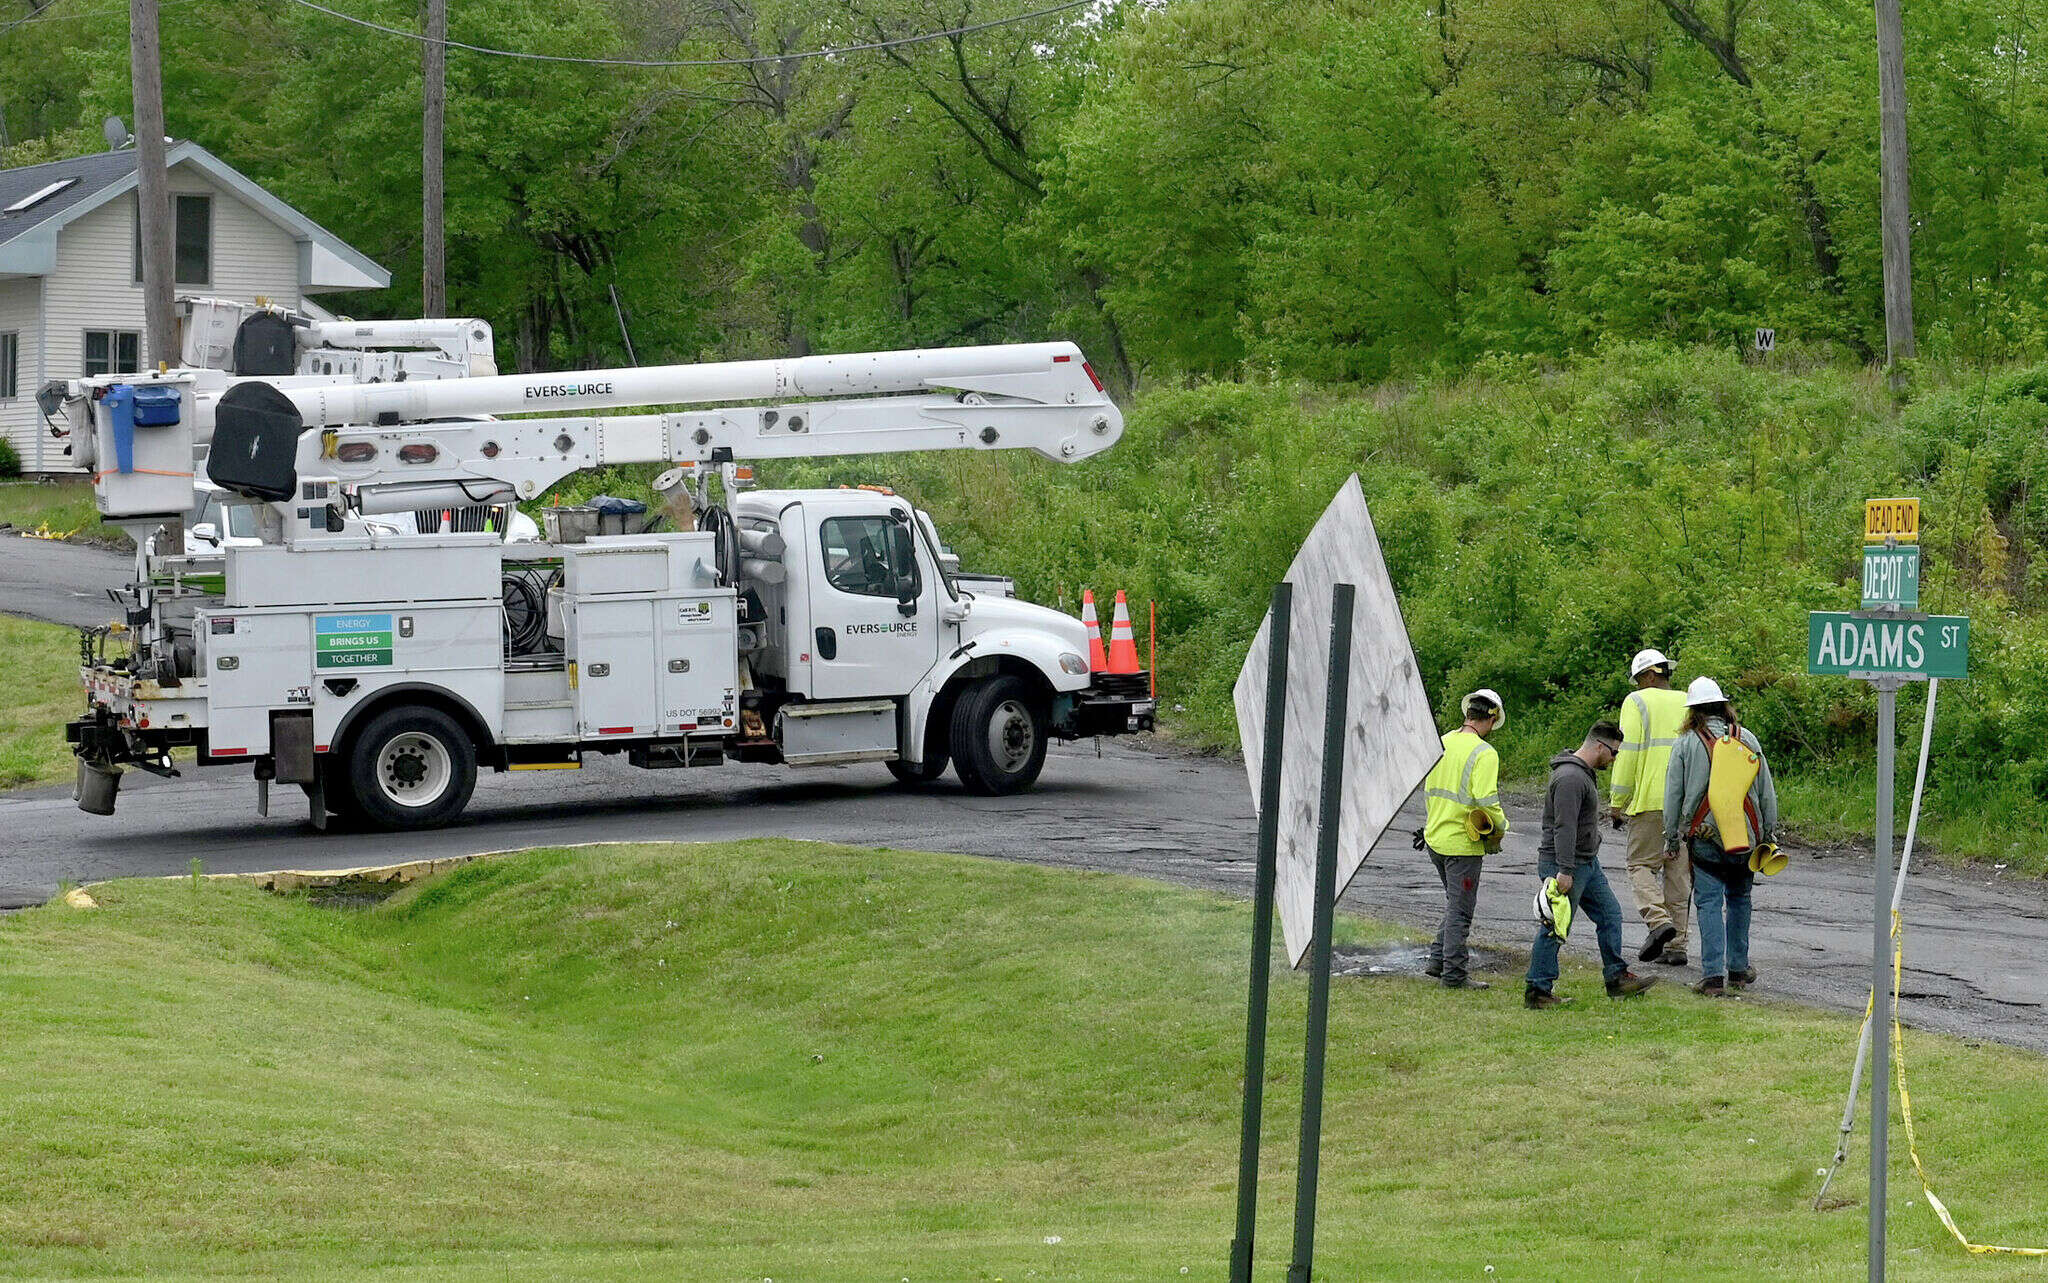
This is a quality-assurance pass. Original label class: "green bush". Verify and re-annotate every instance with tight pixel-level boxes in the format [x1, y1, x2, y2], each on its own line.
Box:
[0, 437, 21, 479]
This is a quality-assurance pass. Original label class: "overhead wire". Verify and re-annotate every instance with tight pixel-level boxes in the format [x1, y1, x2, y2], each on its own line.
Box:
[282, 0, 1096, 68]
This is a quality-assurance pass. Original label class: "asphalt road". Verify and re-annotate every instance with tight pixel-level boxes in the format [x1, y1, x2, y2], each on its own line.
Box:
[4, 737, 2044, 1053]
[0, 531, 132, 630]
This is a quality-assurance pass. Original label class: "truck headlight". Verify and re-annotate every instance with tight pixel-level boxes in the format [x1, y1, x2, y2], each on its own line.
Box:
[1059, 652, 1089, 675]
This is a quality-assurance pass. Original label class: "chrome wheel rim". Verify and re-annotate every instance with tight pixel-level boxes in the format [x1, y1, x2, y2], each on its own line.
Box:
[376, 731, 451, 808]
[987, 699, 1035, 774]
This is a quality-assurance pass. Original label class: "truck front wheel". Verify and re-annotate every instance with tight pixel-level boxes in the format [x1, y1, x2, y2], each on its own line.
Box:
[949, 676, 1047, 795]
[346, 705, 478, 829]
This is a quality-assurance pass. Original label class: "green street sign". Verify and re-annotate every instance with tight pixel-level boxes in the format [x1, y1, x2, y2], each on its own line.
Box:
[1861, 545, 1921, 610]
[1808, 612, 1968, 680]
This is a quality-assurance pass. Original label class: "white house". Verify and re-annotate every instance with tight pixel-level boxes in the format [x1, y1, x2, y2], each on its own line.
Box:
[0, 140, 389, 474]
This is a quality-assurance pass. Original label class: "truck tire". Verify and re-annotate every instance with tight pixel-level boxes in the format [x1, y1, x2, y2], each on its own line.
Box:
[345, 705, 477, 829]
[949, 675, 1047, 795]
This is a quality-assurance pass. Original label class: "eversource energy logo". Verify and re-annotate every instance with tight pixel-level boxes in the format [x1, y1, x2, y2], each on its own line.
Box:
[846, 621, 917, 636]
[523, 381, 615, 400]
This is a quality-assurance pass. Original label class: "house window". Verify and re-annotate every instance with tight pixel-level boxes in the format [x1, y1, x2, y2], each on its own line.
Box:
[132, 193, 211, 286]
[84, 330, 141, 377]
[0, 333, 18, 399]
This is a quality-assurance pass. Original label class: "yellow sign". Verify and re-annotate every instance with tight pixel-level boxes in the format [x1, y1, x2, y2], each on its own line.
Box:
[1865, 497, 1920, 544]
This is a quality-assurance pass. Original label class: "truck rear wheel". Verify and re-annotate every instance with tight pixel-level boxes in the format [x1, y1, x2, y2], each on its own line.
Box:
[949, 675, 1047, 796]
[346, 705, 477, 829]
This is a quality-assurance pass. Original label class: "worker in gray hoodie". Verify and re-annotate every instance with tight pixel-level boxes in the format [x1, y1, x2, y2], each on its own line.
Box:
[1663, 677, 1779, 998]
[1525, 720, 1659, 1009]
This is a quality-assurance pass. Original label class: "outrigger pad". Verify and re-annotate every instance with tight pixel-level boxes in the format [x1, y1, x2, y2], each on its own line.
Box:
[208, 381, 304, 502]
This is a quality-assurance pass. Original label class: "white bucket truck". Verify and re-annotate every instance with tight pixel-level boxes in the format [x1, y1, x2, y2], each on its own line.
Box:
[63, 341, 1149, 828]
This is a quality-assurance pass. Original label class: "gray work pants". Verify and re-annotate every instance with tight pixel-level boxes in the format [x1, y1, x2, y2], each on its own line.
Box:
[1427, 851, 1485, 984]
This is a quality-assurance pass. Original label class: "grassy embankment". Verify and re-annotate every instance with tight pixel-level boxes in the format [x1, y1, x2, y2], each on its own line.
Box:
[0, 840, 2043, 1280]
[0, 616, 82, 788]
[0, 479, 130, 549]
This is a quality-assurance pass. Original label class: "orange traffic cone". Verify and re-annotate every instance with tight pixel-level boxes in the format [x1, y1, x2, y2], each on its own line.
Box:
[1106, 590, 1141, 674]
[1081, 589, 1108, 673]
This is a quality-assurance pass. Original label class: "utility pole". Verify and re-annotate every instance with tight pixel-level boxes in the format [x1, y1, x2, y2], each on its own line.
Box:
[130, 0, 174, 367]
[421, 0, 447, 316]
[1873, 0, 1915, 371]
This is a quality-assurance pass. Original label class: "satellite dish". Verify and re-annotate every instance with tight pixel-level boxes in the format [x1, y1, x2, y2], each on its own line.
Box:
[102, 116, 128, 151]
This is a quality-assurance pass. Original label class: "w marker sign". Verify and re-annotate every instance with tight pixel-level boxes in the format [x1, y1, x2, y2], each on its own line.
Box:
[1807, 612, 1968, 680]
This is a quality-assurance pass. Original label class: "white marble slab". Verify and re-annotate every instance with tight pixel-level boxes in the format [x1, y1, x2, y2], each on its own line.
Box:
[1233, 475, 1444, 967]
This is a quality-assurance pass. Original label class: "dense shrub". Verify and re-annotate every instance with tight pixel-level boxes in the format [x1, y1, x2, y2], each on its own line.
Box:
[0, 438, 21, 479]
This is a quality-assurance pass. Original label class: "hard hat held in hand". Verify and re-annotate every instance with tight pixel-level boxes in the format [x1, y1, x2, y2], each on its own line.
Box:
[1534, 876, 1573, 942]
[1685, 676, 1728, 706]
[1630, 648, 1672, 678]
[1462, 688, 1506, 728]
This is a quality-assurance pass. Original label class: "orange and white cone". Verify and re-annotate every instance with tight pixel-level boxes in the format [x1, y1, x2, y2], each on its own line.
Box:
[1081, 589, 1108, 673]
[1106, 590, 1141, 674]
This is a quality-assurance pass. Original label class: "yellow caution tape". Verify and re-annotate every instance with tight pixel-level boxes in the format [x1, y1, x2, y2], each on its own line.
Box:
[1888, 910, 2048, 1256]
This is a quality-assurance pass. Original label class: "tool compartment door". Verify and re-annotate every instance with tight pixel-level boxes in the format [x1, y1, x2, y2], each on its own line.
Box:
[656, 592, 739, 734]
[568, 598, 659, 739]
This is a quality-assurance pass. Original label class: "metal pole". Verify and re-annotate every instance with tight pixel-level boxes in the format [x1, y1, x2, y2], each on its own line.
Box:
[1230, 582, 1293, 1283]
[1873, 0, 1916, 371]
[1289, 582, 1354, 1283]
[1869, 676, 1899, 1280]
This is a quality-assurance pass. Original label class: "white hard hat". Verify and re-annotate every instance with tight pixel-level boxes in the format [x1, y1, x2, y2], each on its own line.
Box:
[1685, 676, 1728, 707]
[1630, 648, 1673, 678]
[1462, 688, 1506, 728]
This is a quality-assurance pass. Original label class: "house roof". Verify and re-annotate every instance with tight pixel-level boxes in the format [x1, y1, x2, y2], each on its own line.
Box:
[0, 141, 389, 291]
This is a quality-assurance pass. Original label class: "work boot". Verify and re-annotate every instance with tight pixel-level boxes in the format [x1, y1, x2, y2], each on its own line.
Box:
[1606, 971, 1658, 998]
[1638, 924, 1677, 962]
[1729, 968, 1757, 990]
[1424, 960, 1443, 979]
[1693, 976, 1733, 998]
[1524, 986, 1572, 1010]
[1441, 977, 1490, 991]
[1656, 949, 1688, 967]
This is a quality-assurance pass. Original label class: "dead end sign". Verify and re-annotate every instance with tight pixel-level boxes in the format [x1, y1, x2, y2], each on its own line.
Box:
[1233, 475, 1442, 967]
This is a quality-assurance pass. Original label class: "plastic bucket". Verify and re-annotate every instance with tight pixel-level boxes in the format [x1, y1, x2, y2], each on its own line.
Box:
[76, 759, 121, 816]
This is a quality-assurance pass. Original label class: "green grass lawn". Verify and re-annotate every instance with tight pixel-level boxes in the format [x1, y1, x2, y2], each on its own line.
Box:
[0, 479, 130, 549]
[0, 615, 81, 788]
[1, 840, 2042, 1280]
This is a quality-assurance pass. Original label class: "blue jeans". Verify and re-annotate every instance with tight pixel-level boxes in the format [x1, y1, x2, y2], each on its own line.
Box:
[1526, 856, 1629, 993]
[1691, 839, 1754, 982]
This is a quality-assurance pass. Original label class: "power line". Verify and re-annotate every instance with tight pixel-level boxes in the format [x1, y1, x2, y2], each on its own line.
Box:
[282, 0, 1095, 68]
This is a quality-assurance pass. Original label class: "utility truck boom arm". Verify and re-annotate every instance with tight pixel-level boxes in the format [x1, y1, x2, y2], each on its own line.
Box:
[207, 341, 1121, 515]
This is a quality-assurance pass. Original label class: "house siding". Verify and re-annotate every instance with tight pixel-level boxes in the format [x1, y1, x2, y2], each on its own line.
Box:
[34, 164, 306, 472]
[0, 276, 43, 472]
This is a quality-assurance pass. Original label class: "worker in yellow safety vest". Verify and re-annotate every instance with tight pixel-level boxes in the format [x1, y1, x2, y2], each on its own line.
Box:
[1608, 648, 1693, 967]
[1421, 689, 1508, 990]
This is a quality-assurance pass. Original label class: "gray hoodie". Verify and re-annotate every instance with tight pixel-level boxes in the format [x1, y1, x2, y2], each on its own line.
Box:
[1662, 715, 1778, 857]
[1539, 751, 1603, 869]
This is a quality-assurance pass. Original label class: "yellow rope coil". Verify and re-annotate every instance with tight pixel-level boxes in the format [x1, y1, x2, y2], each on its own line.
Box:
[1888, 910, 2048, 1256]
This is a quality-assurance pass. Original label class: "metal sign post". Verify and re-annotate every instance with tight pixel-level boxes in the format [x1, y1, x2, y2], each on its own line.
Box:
[1806, 497, 1968, 1282]
[1289, 583, 1355, 1283]
[1230, 582, 1293, 1283]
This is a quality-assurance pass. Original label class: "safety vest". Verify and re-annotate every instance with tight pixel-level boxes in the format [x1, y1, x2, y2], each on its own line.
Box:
[1609, 686, 1688, 817]
[1423, 729, 1506, 857]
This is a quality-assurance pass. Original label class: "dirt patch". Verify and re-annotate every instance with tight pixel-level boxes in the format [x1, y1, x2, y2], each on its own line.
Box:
[1332, 941, 1522, 979]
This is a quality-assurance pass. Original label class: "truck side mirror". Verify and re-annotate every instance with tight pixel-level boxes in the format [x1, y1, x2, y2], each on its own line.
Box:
[191, 522, 220, 547]
[896, 575, 918, 616]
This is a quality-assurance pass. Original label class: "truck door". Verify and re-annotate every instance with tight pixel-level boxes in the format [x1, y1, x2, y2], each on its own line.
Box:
[803, 504, 941, 699]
